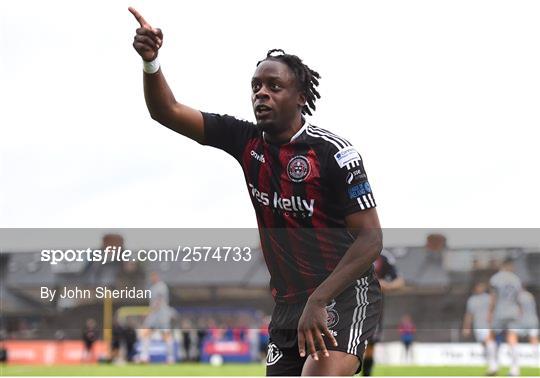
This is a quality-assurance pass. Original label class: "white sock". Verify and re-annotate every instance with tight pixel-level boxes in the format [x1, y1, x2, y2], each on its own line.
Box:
[486, 340, 498, 372]
[141, 336, 150, 362]
[509, 344, 520, 376]
[166, 337, 175, 363]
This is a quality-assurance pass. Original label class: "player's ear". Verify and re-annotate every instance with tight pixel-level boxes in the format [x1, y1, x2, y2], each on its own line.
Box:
[297, 91, 307, 108]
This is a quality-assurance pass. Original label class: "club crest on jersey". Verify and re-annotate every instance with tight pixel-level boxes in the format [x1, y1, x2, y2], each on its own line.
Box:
[326, 299, 340, 329]
[287, 155, 311, 182]
[266, 342, 283, 366]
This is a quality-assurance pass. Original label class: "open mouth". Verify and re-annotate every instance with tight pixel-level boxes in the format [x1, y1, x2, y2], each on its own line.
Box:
[255, 104, 272, 117]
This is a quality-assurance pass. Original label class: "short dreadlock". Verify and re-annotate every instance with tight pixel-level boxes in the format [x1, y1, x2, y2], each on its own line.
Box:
[257, 49, 321, 116]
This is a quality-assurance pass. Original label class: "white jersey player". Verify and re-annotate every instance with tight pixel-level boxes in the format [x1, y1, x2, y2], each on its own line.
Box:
[463, 282, 491, 343]
[517, 290, 539, 344]
[140, 272, 176, 364]
[486, 258, 523, 376]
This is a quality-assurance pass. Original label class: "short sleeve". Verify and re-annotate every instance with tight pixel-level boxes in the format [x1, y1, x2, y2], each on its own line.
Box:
[489, 274, 496, 289]
[201, 112, 258, 162]
[466, 297, 473, 313]
[329, 145, 377, 215]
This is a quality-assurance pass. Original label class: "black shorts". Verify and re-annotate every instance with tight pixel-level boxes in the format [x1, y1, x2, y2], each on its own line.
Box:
[266, 274, 382, 376]
[367, 302, 384, 345]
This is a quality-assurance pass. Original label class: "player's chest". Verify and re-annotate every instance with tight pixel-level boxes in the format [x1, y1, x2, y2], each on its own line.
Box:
[241, 142, 327, 216]
[243, 143, 323, 189]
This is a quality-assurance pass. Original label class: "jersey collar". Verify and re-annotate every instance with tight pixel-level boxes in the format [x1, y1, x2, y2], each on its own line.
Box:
[290, 120, 309, 142]
[262, 118, 309, 144]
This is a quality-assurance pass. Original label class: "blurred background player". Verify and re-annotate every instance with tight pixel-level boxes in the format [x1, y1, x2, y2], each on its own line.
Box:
[81, 318, 98, 363]
[517, 288, 539, 362]
[110, 317, 123, 363]
[124, 319, 138, 363]
[140, 271, 176, 364]
[398, 314, 416, 364]
[462, 282, 491, 357]
[362, 249, 404, 376]
[486, 258, 523, 376]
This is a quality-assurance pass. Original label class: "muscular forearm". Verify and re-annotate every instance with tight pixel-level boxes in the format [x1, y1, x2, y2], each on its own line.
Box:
[130, 8, 204, 143]
[143, 70, 179, 123]
[308, 228, 382, 305]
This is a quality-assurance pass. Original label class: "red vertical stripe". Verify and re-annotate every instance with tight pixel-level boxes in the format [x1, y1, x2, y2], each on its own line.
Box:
[277, 147, 319, 299]
[304, 148, 341, 274]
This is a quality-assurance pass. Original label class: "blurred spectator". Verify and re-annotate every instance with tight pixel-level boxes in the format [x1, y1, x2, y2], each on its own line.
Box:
[399, 314, 416, 364]
[180, 319, 197, 362]
[195, 317, 208, 362]
[124, 320, 138, 362]
[0, 343, 6, 363]
[81, 318, 98, 362]
[110, 318, 123, 362]
[0, 330, 7, 364]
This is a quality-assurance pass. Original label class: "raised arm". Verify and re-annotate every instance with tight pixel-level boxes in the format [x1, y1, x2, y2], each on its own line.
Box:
[129, 7, 204, 143]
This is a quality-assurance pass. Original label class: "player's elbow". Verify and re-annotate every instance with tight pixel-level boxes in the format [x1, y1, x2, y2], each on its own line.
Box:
[370, 228, 383, 255]
[358, 228, 383, 261]
[149, 110, 179, 132]
[147, 101, 173, 123]
[149, 108, 167, 123]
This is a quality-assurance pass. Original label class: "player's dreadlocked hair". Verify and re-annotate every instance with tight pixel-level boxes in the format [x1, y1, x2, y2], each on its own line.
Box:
[257, 49, 321, 116]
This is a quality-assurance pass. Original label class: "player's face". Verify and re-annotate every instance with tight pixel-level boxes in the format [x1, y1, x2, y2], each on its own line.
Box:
[474, 282, 487, 294]
[251, 60, 305, 133]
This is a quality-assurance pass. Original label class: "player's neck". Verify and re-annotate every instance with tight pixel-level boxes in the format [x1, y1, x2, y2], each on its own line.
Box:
[264, 116, 305, 145]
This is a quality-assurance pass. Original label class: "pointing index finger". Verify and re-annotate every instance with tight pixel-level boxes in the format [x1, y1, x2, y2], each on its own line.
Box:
[128, 6, 151, 28]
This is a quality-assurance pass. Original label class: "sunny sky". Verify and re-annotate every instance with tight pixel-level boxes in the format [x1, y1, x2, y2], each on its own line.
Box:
[2, 0, 539, 238]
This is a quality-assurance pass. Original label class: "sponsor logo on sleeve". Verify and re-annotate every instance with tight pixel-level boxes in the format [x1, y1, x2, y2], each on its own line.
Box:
[346, 169, 367, 184]
[348, 181, 372, 199]
[334, 146, 361, 168]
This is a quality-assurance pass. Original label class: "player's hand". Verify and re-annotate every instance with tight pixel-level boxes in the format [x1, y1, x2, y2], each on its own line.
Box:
[128, 7, 163, 62]
[379, 280, 390, 291]
[297, 300, 338, 360]
[462, 328, 471, 338]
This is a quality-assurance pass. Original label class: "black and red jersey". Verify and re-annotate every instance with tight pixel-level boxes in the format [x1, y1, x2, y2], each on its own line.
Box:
[202, 112, 377, 303]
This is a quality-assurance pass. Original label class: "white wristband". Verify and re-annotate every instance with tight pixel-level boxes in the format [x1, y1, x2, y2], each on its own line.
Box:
[143, 58, 160, 74]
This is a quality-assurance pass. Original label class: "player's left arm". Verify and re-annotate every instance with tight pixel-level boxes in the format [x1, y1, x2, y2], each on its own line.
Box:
[487, 289, 496, 326]
[297, 208, 382, 360]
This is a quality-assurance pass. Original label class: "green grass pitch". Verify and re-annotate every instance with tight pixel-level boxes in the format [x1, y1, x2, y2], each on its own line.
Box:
[1, 363, 539, 376]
